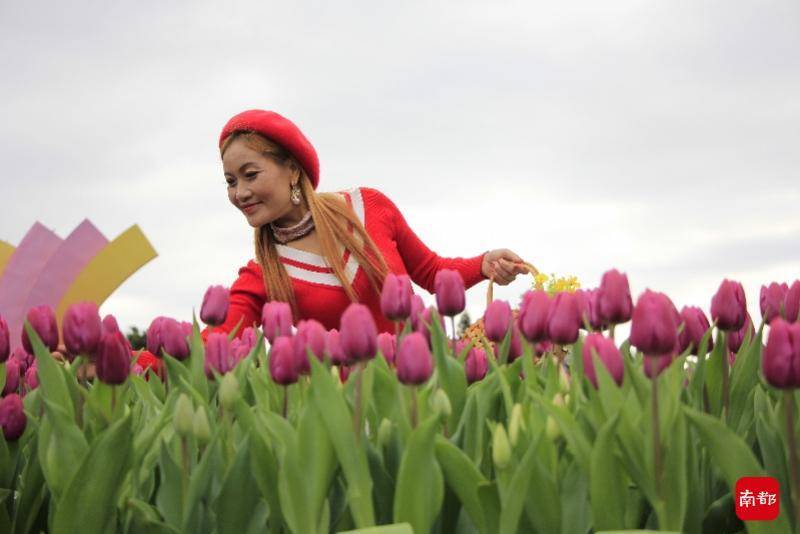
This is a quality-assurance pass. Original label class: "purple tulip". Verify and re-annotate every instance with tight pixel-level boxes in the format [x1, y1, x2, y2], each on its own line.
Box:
[22, 305, 59, 354]
[409, 295, 426, 331]
[678, 306, 713, 355]
[710, 279, 747, 331]
[484, 300, 513, 343]
[180, 321, 193, 338]
[0, 314, 9, 363]
[434, 269, 466, 317]
[240, 326, 258, 351]
[146, 317, 168, 356]
[230, 339, 251, 362]
[9, 346, 32, 375]
[102, 314, 121, 335]
[585, 289, 607, 331]
[325, 329, 347, 365]
[761, 282, 789, 324]
[575, 289, 591, 329]
[762, 318, 800, 389]
[395, 332, 434, 385]
[535, 341, 553, 356]
[508, 323, 523, 362]
[201, 285, 230, 326]
[381, 273, 413, 321]
[377, 333, 396, 365]
[465, 347, 488, 384]
[0, 394, 27, 441]
[161, 318, 190, 360]
[417, 306, 445, 349]
[269, 336, 298, 385]
[340, 304, 378, 362]
[643, 353, 675, 379]
[786, 281, 800, 323]
[205, 332, 233, 377]
[582, 333, 623, 388]
[630, 290, 679, 357]
[728, 313, 755, 354]
[3, 359, 20, 395]
[292, 320, 327, 374]
[518, 290, 550, 343]
[546, 292, 582, 345]
[62, 302, 102, 359]
[25, 365, 39, 391]
[597, 269, 633, 325]
[96, 331, 131, 385]
[261, 301, 293, 344]
[455, 340, 470, 358]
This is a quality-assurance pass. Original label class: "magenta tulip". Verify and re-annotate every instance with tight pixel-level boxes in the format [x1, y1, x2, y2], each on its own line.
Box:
[546, 292, 582, 345]
[465, 347, 488, 384]
[0, 394, 27, 441]
[484, 300, 512, 343]
[201, 285, 230, 326]
[2, 359, 20, 396]
[326, 329, 347, 365]
[96, 331, 131, 385]
[21, 305, 59, 354]
[62, 302, 102, 359]
[518, 290, 550, 343]
[269, 336, 298, 385]
[381, 273, 413, 321]
[630, 290, 679, 356]
[205, 332, 233, 377]
[585, 289, 607, 330]
[292, 320, 327, 374]
[417, 306, 445, 349]
[508, 323, 523, 362]
[409, 294, 426, 331]
[597, 269, 633, 325]
[261, 301, 293, 344]
[643, 353, 676, 378]
[396, 332, 434, 385]
[710, 279, 747, 331]
[25, 365, 39, 391]
[102, 314, 121, 335]
[762, 318, 800, 389]
[377, 333, 396, 365]
[728, 313, 755, 354]
[761, 282, 789, 324]
[146, 316, 168, 356]
[340, 304, 378, 362]
[535, 341, 553, 356]
[435, 269, 466, 317]
[678, 306, 713, 355]
[230, 339, 251, 362]
[161, 318, 190, 360]
[786, 281, 800, 323]
[0, 314, 9, 363]
[575, 289, 591, 329]
[180, 321, 193, 338]
[240, 326, 258, 351]
[582, 333, 623, 388]
[9, 347, 31, 375]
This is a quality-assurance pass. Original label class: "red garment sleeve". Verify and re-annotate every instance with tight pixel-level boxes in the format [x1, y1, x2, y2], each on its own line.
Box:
[201, 260, 266, 342]
[363, 188, 487, 293]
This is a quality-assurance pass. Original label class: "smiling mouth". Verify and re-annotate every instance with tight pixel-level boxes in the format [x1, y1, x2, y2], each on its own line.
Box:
[241, 203, 261, 212]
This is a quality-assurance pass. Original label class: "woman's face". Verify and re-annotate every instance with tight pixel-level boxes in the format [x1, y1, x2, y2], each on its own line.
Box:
[222, 138, 298, 228]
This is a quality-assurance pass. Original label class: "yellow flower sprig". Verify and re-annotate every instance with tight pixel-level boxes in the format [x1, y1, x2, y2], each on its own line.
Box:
[532, 273, 581, 297]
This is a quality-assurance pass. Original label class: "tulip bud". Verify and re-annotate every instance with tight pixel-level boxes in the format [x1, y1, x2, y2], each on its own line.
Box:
[728, 313, 755, 354]
[509, 404, 525, 447]
[205, 332, 233, 377]
[381, 273, 413, 321]
[102, 314, 120, 334]
[200, 285, 230, 326]
[0, 394, 27, 441]
[559, 367, 570, 393]
[786, 281, 800, 323]
[325, 329, 347, 365]
[597, 269, 633, 325]
[63, 302, 102, 359]
[269, 337, 298, 385]
[96, 331, 131, 385]
[465, 347, 488, 384]
[582, 333, 624, 388]
[340, 304, 378, 362]
[762, 318, 800, 389]
[519, 290, 551, 343]
[417, 306, 445, 349]
[162, 318, 190, 360]
[409, 294, 426, 331]
[193, 407, 212, 445]
[0, 314, 10, 363]
[377, 418, 393, 448]
[430, 389, 452, 419]
[22, 305, 59, 354]
[585, 289, 608, 331]
[508, 323, 523, 363]
[240, 326, 258, 351]
[643, 353, 675, 378]
[146, 316, 169, 357]
[575, 289, 591, 330]
[25, 365, 39, 391]
[492, 424, 511, 470]
[292, 320, 327, 374]
[377, 332, 396, 365]
[261, 301, 293, 344]
[630, 290, 679, 356]
[678, 306, 713, 355]
[3, 359, 20, 396]
[484, 300, 512, 343]
[396, 332, 434, 385]
[174, 394, 194, 438]
[552, 393, 566, 408]
[545, 416, 561, 441]
[219, 373, 240, 410]
[546, 292, 582, 345]
[434, 269, 466, 317]
[761, 282, 789, 324]
[710, 279, 747, 331]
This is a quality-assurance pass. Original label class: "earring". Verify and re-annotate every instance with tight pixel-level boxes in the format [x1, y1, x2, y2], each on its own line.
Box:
[290, 184, 302, 206]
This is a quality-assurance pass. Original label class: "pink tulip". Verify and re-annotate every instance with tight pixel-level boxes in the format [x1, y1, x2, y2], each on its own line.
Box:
[325, 329, 348, 365]
[409, 295, 426, 331]
[465, 347, 488, 384]
[132, 363, 145, 376]
[630, 290, 679, 356]
[710, 279, 747, 331]
[21, 305, 59, 354]
[761, 282, 789, 324]
[417, 306, 445, 349]
[582, 333, 623, 388]
[381, 273, 413, 321]
[205, 332, 233, 376]
[63, 302, 102, 359]
[161, 318, 190, 360]
[240, 326, 258, 351]
[396, 332, 434, 385]
[0, 394, 27, 441]
[0, 314, 9, 363]
[292, 320, 327, 374]
[9, 346, 31, 375]
[25, 365, 39, 390]
[2, 359, 20, 396]
[377, 333, 396, 365]
[574, 289, 591, 329]
[434, 269, 466, 317]
[96, 331, 131, 385]
[340, 304, 378, 362]
[585, 289, 607, 331]
[678, 306, 713, 355]
[102, 314, 133, 353]
[762, 318, 800, 389]
[546, 292, 582, 345]
[146, 316, 169, 356]
[261, 301, 293, 343]
[727, 313, 755, 354]
[180, 321, 193, 338]
[643, 353, 675, 378]
[269, 336, 298, 385]
[230, 339, 251, 362]
[518, 290, 550, 343]
[508, 323, 523, 362]
[784, 281, 800, 323]
[597, 269, 633, 325]
[484, 300, 512, 343]
[201, 285, 230, 326]
[535, 341, 553, 356]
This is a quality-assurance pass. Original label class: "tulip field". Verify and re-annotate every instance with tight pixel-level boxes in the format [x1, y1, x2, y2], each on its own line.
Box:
[1, 270, 800, 533]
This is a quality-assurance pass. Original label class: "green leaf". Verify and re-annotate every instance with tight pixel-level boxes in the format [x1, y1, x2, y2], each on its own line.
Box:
[52, 413, 133, 534]
[661, 410, 688, 531]
[728, 327, 763, 429]
[590, 412, 626, 531]
[11, 435, 47, 534]
[155, 440, 184, 528]
[183, 437, 222, 533]
[435, 436, 488, 534]
[523, 436, 562, 534]
[189, 315, 210, 402]
[393, 415, 444, 534]
[37, 399, 88, 500]
[25, 321, 74, 419]
[430, 314, 467, 429]
[297, 401, 337, 532]
[339, 524, 414, 534]
[703, 330, 726, 417]
[215, 437, 268, 534]
[530, 391, 592, 474]
[499, 434, 544, 533]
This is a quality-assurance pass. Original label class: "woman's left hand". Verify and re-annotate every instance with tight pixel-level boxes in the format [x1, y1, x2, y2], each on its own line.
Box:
[481, 248, 530, 285]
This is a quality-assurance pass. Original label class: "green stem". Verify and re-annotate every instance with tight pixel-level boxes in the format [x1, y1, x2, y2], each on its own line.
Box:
[451, 316, 458, 358]
[651, 366, 662, 502]
[411, 386, 418, 429]
[609, 324, 616, 342]
[721, 331, 729, 423]
[282, 386, 288, 419]
[354, 362, 364, 445]
[181, 436, 189, 516]
[785, 391, 800, 528]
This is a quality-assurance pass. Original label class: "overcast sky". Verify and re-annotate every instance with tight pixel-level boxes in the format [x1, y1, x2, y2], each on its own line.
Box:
[1, 0, 798, 336]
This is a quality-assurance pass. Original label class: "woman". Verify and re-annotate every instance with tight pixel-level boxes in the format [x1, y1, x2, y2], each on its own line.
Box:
[208, 109, 529, 336]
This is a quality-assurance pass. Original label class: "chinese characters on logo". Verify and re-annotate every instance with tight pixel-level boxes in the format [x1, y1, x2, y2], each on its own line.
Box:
[735, 477, 780, 521]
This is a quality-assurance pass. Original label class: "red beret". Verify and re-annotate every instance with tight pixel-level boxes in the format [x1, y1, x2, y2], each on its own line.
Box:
[219, 110, 320, 189]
